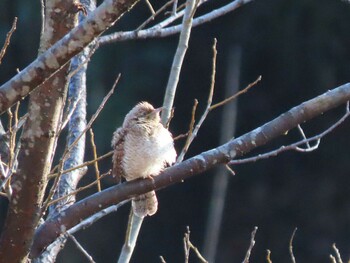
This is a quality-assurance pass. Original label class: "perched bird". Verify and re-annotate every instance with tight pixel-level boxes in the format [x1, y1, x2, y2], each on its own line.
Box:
[111, 102, 177, 217]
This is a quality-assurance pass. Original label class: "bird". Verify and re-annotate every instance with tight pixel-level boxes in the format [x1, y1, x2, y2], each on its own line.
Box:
[111, 102, 177, 217]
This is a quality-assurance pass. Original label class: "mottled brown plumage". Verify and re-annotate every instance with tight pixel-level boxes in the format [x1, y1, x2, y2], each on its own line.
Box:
[111, 102, 176, 217]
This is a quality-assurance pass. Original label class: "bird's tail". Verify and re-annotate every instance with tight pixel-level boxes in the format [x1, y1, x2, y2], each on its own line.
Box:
[132, 191, 158, 218]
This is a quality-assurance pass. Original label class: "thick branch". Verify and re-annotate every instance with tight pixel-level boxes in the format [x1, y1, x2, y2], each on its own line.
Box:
[31, 82, 350, 258]
[0, 0, 140, 114]
[0, 1, 79, 262]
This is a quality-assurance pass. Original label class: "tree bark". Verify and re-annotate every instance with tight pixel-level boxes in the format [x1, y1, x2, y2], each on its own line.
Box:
[0, 1, 79, 262]
[0, 0, 140, 114]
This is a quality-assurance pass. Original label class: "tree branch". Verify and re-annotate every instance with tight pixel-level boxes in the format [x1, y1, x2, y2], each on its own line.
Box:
[0, 0, 140, 114]
[99, 0, 253, 44]
[0, 1, 79, 261]
[31, 82, 350, 258]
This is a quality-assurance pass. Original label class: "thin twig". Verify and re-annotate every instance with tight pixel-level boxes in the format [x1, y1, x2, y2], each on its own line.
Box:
[89, 129, 101, 192]
[66, 74, 120, 155]
[45, 76, 120, 206]
[68, 201, 128, 234]
[330, 255, 337, 263]
[229, 102, 350, 165]
[48, 171, 110, 206]
[8, 102, 20, 170]
[266, 250, 272, 263]
[151, 0, 204, 30]
[60, 88, 84, 132]
[289, 228, 297, 263]
[332, 243, 344, 263]
[184, 227, 190, 263]
[63, 74, 120, 162]
[40, 0, 45, 39]
[67, 43, 99, 80]
[177, 99, 198, 163]
[42, 155, 66, 214]
[66, 232, 96, 263]
[297, 125, 311, 148]
[99, 0, 253, 44]
[242, 226, 258, 263]
[48, 151, 113, 179]
[184, 227, 208, 263]
[136, 0, 175, 31]
[172, 0, 178, 15]
[210, 75, 261, 111]
[159, 255, 167, 263]
[225, 164, 236, 176]
[144, 0, 156, 15]
[176, 38, 217, 163]
[6, 108, 13, 168]
[0, 17, 17, 65]
[173, 132, 189, 141]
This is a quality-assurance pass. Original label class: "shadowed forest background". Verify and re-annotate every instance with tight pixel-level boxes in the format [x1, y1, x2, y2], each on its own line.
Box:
[1, 0, 350, 262]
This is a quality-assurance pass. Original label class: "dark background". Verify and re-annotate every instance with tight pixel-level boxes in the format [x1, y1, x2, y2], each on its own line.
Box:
[1, 0, 350, 262]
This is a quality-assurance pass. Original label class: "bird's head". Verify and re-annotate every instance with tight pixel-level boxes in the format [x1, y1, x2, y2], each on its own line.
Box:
[123, 101, 162, 128]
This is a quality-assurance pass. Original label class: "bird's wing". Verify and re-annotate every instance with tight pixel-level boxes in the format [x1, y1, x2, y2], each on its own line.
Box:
[111, 128, 126, 183]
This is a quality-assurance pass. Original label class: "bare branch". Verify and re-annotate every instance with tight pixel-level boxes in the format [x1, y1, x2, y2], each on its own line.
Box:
[332, 243, 344, 263]
[99, 0, 253, 44]
[177, 99, 198, 162]
[242, 226, 258, 263]
[65, 74, 120, 156]
[330, 255, 337, 263]
[136, 0, 175, 31]
[176, 38, 217, 162]
[47, 171, 110, 207]
[289, 228, 297, 263]
[89, 129, 101, 192]
[48, 151, 113, 180]
[161, 0, 199, 124]
[225, 164, 236, 176]
[66, 233, 96, 263]
[0, 17, 17, 65]
[266, 250, 272, 263]
[184, 227, 208, 263]
[171, 0, 178, 15]
[69, 201, 128, 235]
[297, 124, 311, 148]
[210, 75, 261, 111]
[0, 0, 139, 113]
[117, 212, 144, 263]
[144, 0, 156, 15]
[229, 102, 350, 165]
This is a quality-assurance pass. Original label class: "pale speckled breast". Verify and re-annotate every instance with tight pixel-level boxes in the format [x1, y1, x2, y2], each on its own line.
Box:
[122, 124, 176, 181]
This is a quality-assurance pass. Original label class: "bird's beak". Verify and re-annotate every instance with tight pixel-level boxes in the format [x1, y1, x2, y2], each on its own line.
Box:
[153, 106, 163, 113]
[147, 106, 163, 119]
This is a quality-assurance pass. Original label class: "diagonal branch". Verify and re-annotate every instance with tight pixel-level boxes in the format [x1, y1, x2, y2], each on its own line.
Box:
[0, 0, 140, 114]
[31, 82, 350, 258]
[0, 17, 17, 65]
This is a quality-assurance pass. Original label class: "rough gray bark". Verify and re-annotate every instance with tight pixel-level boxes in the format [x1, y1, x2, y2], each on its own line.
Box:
[0, 0, 140, 114]
[35, 1, 96, 262]
[0, 1, 79, 261]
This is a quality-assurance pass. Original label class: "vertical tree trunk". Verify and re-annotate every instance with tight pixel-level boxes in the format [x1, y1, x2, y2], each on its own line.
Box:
[0, 1, 79, 262]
